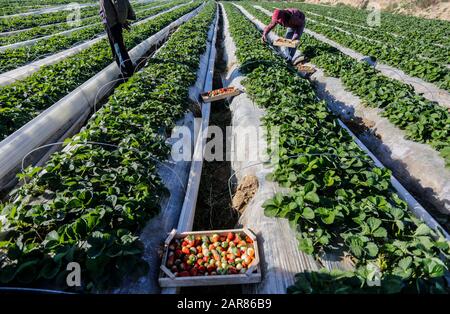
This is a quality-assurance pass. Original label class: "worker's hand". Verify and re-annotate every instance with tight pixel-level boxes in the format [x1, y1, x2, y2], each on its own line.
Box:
[123, 21, 131, 31]
[261, 35, 267, 44]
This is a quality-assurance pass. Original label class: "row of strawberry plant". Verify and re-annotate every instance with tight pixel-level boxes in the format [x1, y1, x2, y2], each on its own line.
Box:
[0, 0, 215, 291]
[0, 16, 101, 46]
[0, 1, 202, 140]
[0, 0, 177, 46]
[0, 4, 49, 15]
[277, 1, 450, 47]
[0, 0, 95, 16]
[290, 5, 449, 66]
[224, 2, 450, 294]
[0, 4, 100, 32]
[0, 1, 166, 33]
[0, 2, 184, 73]
[0, 0, 93, 8]
[259, 2, 450, 92]
[240, 3, 450, 168]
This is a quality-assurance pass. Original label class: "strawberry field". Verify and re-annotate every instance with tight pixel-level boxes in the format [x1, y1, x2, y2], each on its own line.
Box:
[0, 0, 449, 296]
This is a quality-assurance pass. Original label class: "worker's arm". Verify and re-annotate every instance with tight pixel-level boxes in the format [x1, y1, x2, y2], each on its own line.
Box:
[262, 9, 280, 42]
[262, 21, 277, 40]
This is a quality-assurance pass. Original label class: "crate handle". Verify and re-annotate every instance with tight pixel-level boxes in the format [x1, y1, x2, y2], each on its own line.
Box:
[165, 228, 177, 246]
[160, 264, 176, 279]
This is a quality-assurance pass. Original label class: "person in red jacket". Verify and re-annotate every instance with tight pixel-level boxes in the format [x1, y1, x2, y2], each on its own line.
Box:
[262, 8, 306, 63]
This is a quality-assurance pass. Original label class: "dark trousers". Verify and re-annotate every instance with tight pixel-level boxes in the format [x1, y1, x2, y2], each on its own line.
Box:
[285, 28, 297, 60]
[285, 25, 305, 61]
[105, 23, 135, 78]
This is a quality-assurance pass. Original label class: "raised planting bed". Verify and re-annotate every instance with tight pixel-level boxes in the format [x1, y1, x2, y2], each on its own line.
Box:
[243, 3, 450, 169]
[0, 0, 184, 46]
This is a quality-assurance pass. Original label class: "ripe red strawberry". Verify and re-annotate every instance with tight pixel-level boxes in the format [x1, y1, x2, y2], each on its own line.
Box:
[167, 254, 174, 267]
[178, 271, 190, 277]
[228, 266, 238, 274]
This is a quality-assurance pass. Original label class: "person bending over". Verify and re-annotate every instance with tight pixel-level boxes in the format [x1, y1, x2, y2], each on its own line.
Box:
[262, 8, 306, 63]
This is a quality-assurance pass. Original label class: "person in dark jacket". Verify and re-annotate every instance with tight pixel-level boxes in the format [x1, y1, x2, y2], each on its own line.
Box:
[99, 0, 136, 78]
[262, 8, 306, 63]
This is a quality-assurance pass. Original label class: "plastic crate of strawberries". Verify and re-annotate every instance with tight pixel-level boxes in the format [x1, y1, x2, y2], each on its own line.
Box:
[165, 231, 257, 277]
[200, 87, 241, 102]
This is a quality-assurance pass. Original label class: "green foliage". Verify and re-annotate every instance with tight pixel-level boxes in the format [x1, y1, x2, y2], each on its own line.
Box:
[223, 2, 450, 294]
[0, 1, 202, 140]
[287, 268, 450, 294]
[0, 0, 93, 16]
[0, 1, 190, 73]
[0, 4, 99, 32]
[0, 0, 182, 46]
[0, 1, 216, 291]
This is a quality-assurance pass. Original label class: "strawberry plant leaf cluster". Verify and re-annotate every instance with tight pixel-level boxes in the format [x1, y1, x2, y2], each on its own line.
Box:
[0, 5, 100, 33]
[0, 0, 93, 15]
[282, 1, 450, 47]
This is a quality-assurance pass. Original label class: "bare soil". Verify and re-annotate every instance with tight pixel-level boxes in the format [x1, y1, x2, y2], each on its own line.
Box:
[302, 0, 450, 21]
[231, 175, 259, 213]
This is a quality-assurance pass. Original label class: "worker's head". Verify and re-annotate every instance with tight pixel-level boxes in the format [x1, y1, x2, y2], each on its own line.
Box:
[282, 10, 292, 22]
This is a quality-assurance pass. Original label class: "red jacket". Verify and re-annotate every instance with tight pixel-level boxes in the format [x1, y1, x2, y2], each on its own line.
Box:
[263, 8, 306, 40]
